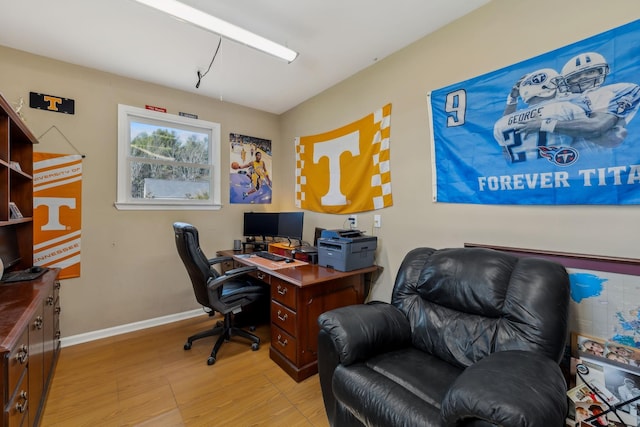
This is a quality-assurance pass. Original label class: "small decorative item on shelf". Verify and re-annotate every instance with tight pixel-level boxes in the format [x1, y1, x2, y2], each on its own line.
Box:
[12, 97, 25, 121]
[9, 161, 21, 172]
[9, 202, 23, 219]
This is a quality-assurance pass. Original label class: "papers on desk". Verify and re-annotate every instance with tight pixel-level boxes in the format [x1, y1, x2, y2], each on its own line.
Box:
[236, 254, 308, 270]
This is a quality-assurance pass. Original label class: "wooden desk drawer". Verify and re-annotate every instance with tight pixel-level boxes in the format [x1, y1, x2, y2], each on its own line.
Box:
[271, 278, 296, 309]
[249, 269, 271, 285]
[271, 301, 297, 336]
[8, 328, 29, 394]
[271, 326, 297, 364]
[6, 368, 28, 427]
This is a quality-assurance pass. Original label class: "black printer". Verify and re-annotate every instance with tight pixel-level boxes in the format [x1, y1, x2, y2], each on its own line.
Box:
[317, 229, 377, 271]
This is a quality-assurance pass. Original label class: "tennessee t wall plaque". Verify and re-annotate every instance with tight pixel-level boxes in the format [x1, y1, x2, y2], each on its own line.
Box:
[29, 92, 75, 115]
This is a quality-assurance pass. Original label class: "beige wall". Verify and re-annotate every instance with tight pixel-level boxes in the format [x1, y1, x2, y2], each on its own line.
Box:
[1, 0, 639, 338]
[0, 46, 283, 337]
[280, 0, 640, 303]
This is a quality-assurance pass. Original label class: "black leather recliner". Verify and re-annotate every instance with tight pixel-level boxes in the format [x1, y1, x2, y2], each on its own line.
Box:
[318, 247, 570, 427]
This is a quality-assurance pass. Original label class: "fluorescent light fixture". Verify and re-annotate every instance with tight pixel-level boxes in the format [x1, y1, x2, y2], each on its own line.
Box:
[132, 0, 298, 63]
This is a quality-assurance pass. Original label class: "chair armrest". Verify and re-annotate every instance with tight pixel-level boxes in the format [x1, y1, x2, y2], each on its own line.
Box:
[317, 302, 411, 366]
[207, 256, 232, 265]
[224, 266, 258, 276]
[441, 350, 568, 427]
[207, 265, 258, 290]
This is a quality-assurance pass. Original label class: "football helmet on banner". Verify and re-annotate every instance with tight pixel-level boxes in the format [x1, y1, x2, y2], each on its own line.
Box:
[561, 52, 609, 93]
[518, 68, 560, 104]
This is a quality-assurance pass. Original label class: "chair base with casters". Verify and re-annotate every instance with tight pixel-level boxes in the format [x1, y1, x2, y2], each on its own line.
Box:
[184, 312, 261, 365]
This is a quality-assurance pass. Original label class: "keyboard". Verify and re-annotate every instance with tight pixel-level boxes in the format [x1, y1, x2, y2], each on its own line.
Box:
[1, 268, 48, 283]
[255, 251, 287, 262]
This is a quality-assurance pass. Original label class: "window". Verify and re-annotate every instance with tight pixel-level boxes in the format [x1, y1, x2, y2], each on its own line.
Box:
[116, 105, 221, 210]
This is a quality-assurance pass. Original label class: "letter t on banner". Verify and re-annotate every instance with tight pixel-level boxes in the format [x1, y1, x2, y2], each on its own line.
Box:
[33, 153, 83, 279]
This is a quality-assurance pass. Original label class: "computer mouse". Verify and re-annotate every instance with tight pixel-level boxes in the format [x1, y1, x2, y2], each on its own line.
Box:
[285, 258, 294, 263]
[30, 266, 44, 273]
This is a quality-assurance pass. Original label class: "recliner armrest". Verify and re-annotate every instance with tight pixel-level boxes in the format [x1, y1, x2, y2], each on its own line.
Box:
[317, 302, 411, 366]
[441, 350, 568, 427]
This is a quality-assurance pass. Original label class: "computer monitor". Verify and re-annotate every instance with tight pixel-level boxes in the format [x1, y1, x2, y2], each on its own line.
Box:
[243, 212, 279, 241]
[0, 226, 22, 272]
[277, 212, 304, 245]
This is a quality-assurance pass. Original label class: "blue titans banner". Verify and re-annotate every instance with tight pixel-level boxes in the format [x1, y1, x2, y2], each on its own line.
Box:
[427, 19, 640, 205]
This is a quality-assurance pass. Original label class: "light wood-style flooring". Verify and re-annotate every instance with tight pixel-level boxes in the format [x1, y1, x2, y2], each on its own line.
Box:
[41, 314, 330, 427]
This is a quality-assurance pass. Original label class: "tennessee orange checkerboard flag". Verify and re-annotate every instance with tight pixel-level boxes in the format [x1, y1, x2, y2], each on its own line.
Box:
[295, 104, 393, 214]
[33, 153, 82, 279]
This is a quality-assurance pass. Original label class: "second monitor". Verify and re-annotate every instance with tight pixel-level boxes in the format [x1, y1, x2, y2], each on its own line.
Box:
[243, 212, 304, 246]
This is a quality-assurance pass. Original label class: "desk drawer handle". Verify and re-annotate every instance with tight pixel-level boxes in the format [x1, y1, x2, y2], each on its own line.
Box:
[16, 391, 27, 413]
[16, 345, 28, 364]
[277, 285, 287, 296]
[34, 316, 43, 330]
[277, 310, 288, 322]
[276, 335, 288, 347]
[257, 272, 266, 280]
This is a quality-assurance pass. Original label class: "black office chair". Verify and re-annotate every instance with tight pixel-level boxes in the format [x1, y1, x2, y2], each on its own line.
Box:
[173, 222, 269, 365]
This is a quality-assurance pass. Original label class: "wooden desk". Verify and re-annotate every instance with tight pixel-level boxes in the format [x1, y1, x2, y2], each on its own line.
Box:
[218, 250, 377, 382]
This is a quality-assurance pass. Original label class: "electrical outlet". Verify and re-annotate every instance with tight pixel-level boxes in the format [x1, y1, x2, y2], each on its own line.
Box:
[348, 215, 357, 228]
[373, 214, 381, 228]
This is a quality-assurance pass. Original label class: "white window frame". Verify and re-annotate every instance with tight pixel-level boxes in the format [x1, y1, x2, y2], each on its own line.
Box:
[115, 104, 221, 210]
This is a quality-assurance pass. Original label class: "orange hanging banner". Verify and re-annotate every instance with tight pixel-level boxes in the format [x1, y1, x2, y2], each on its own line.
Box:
[295, 104, 393, 214]
[33, 153, 82, 279]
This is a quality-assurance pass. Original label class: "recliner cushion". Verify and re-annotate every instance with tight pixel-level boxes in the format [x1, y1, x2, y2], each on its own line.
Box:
[332, 348, 462, 427]
[392, 248, 569, 368]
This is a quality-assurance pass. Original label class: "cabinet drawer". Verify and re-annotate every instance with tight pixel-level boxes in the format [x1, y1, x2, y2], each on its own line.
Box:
[6, 368, 28, 427]
[248, 269, 271, 285]
[271, 326, 297, 364]
[8, 328, 28, 394]
[271, 301, 297, 336]
[271, 278, 296, 309]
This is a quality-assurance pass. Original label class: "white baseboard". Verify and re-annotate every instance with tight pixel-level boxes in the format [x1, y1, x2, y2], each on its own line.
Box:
[60, 309, 204, 348]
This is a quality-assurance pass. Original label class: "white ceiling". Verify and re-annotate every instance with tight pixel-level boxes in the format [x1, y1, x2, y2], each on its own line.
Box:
[0, 0, 490, 114]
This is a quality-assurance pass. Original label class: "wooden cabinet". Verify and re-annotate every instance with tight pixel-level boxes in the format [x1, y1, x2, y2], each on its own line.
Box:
[0, 271, 61, 427]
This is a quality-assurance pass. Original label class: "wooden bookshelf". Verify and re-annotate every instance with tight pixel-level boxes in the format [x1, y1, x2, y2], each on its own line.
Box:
[0, 93, 35, 271]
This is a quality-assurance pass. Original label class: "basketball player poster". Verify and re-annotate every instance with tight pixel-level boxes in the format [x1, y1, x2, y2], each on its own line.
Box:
[229, 133, 272, 204]
[428, 19, 640, 205]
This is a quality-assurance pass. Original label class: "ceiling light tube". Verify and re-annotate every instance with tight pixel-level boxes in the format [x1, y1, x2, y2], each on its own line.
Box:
[132, 0, 298, 63]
